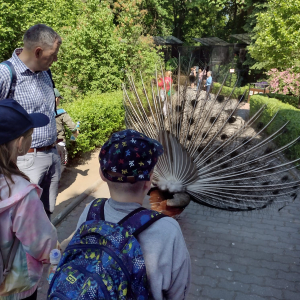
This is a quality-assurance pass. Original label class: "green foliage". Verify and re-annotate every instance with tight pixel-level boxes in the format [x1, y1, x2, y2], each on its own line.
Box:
[165, 58, 178, 72]
[212, 82, 249, 99]
[0, 0, 78, 62]
[51, 0, 162, 98]
[0, 0, 162, 99]
[61, 91, 125, 157]
[261, 93, 299, 109]
[248, 0, 300, 70]
[250, 95, 300, 160]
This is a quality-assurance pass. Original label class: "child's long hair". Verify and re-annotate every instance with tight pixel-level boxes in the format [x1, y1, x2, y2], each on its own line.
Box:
[0, 130, 31, 197]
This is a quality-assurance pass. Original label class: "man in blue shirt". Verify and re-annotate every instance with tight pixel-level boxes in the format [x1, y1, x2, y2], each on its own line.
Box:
[0, 24, 62, 218]
[205, 71, 212, 93]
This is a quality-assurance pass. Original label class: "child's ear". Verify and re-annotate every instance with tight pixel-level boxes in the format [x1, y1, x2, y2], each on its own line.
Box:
[17, 136, 25, 153]
[144, 172, 154, 192]
[99, 167, 108, 182]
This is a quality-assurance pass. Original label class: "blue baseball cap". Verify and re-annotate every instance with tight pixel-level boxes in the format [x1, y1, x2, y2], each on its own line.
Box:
[99, 129, 164, 183]
[0, 99, 50, 145]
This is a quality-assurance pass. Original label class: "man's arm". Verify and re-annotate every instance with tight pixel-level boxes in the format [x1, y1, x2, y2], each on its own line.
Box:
[0, 65, 12, 100]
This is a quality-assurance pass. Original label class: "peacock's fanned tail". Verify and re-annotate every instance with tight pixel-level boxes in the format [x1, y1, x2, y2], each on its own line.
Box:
[122, 67, 300, 212]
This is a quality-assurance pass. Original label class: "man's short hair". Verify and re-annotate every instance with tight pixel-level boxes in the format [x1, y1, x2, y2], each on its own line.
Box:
[23, 24, 62, 50]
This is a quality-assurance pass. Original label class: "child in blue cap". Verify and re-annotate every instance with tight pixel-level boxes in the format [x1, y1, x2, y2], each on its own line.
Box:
[76, 129, 191, 299]
[0, 99, 58, 300]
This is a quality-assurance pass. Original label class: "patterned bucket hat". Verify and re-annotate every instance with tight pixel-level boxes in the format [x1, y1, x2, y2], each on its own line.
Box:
[99, 129, 163, 183]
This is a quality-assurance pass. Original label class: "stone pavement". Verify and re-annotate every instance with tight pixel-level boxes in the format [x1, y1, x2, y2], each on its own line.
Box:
[38, 177, 300, 300]
[178, 200, 300, 300]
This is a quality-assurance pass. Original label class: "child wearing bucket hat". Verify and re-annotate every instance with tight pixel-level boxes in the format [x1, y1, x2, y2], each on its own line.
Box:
[71, 130, 191, 300]
[0, 99, 58, 300]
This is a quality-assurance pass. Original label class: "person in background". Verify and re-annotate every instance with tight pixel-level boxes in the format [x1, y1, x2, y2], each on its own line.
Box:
[197, 68, 206, 91]
[54, 88, 78, 166]
[189, 67, 196, 88]
[0, 99, 58, 300]
[0, 24, 62, 218]
[158, 71, 173, 117]
[205, 71, 212, 99]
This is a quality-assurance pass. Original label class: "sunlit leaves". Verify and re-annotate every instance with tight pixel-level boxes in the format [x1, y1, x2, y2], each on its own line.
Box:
[248, 0, 300, 70]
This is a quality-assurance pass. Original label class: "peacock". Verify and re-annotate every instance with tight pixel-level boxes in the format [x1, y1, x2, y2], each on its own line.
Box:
[122, 59, 300, 216]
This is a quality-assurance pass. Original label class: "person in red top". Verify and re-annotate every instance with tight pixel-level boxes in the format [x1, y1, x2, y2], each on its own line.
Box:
[158, 71, 173, 117]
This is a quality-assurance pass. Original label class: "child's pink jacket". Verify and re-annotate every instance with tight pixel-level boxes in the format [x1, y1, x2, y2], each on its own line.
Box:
[0, 175, 57, 300]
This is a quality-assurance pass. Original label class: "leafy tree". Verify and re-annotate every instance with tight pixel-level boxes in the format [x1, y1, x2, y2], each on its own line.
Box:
[0, 0, 77, 62]
[248, 0, 300, 70]
[51, 0, 161, 97]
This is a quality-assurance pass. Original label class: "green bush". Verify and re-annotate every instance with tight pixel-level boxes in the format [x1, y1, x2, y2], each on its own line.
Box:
[61, 91, 125, 157]
[212, 82, 249, 100]
[250, 95, 300, 160]
[261, 93, 299, 109]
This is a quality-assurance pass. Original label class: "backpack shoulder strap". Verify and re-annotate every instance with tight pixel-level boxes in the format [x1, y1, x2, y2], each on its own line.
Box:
[86, 198, 108, 221]
[46, 69, 55, 88]
[0, 61, 17, 98]
[46, 69, 58, 115]
[119, 208, 167, 238]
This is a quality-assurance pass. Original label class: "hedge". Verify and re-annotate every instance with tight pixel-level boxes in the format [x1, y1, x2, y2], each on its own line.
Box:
[61, 91, 125, 157]
[212, 82, 249, 100]
[250, 95, 300, 160]
[261, 93, 299, 109]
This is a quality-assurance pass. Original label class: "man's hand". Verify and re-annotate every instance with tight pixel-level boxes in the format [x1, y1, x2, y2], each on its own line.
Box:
[73, 130, 79, 138]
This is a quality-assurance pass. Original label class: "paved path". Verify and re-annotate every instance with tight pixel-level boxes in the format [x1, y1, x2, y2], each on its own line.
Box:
[179, 201, 300, 300]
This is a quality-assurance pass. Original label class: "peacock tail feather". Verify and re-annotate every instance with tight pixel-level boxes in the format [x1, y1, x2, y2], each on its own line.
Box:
[122, 59, 300, 212]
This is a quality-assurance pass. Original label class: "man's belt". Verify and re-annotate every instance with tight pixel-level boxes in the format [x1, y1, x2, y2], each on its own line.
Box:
[28, 143, 56, 153]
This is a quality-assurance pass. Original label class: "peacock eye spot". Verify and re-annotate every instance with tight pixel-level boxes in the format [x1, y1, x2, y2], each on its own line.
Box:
[264, 147, 273, 154]
[191, 99, 198, 107]
[230, 151, 238, 158]
[242, 138, 250, 144]
[175, 105, 182, 112]
[228, 116, 236, 124]
[210, 117, 216, 124]
[257, 122, 264, 130]
[217, 95, 224, 103]
[220, 163, 229, 169]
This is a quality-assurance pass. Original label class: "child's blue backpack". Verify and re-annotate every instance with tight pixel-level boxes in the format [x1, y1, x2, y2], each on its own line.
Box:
[48, 198, 166, 300]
